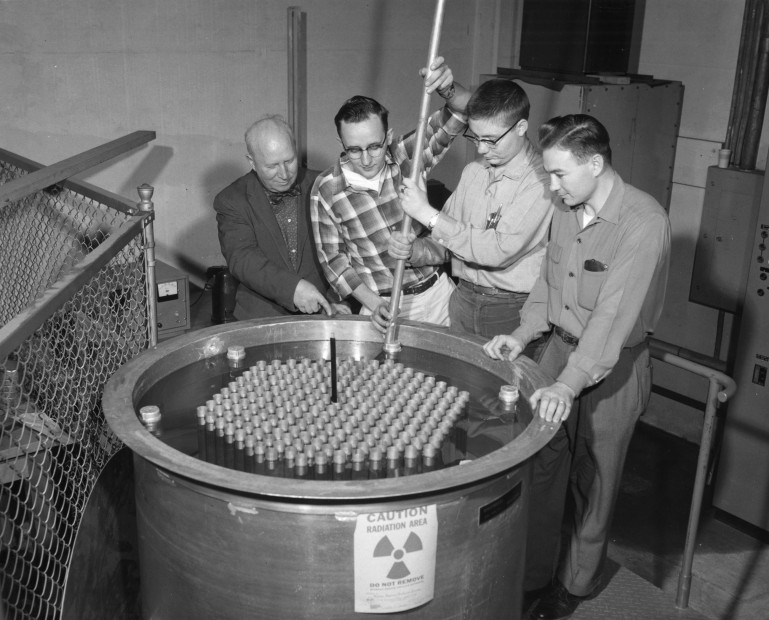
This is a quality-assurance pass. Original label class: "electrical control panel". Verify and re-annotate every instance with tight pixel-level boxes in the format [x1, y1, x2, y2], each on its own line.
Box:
[155, 260, 190, 341]
[713, 178, 769, 531]
[690, 167, 764, 312]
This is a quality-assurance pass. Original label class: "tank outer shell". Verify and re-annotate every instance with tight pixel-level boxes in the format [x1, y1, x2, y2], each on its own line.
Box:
[103, 316, 558, 503]
[104, 316, 559, 619]
[135, 455, 528, 619]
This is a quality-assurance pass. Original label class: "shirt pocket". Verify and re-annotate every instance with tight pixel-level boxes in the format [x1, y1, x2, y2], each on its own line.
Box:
[546, 241, 563, 290]
[577, 267, 608, 310]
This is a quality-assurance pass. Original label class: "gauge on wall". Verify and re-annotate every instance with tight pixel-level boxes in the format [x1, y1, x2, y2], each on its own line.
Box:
[157, 280, 179, 301]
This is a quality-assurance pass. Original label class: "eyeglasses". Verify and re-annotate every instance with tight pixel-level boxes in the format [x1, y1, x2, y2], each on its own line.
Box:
[343, 140, 386, 160]
[463, 122, 518, 148]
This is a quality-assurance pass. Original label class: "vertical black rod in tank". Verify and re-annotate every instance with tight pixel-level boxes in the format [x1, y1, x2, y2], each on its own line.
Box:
[330, 336, 338, 403]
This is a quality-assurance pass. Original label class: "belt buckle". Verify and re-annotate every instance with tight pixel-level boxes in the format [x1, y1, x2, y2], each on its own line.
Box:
[555, 326, 579, 346]
[405, 270, 437, 295]
[462, 280, 490, 295]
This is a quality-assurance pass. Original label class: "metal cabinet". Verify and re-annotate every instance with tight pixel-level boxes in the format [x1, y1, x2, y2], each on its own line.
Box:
[482, 71, 684, 211]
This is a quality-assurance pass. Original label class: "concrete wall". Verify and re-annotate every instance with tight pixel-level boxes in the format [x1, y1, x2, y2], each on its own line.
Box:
[0, 0, 500, 280]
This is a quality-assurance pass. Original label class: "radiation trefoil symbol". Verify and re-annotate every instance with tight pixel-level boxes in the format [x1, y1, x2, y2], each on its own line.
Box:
[373, 532, 423, 580]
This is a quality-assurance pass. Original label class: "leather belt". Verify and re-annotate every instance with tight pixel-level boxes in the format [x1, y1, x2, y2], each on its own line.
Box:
[382, 267, 444, 297]
[554, 325, 648, 352]
[458, 279, 522, 297]
[554, 325, 580, 346]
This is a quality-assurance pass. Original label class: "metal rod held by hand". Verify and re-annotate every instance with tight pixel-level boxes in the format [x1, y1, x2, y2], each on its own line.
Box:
[383, 0, 447, 357]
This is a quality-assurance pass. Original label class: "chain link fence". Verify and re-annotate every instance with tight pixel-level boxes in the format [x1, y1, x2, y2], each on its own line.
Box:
[1, 153, 152, 619]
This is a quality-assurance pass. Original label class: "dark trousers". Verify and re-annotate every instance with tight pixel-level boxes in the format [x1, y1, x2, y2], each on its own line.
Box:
[448, 281, 546, 360]
[448, 280, 528, 339]
[524, 333, 652, 595]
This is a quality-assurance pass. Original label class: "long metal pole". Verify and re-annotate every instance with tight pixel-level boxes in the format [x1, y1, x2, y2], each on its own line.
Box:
[383, 0, 447, 357]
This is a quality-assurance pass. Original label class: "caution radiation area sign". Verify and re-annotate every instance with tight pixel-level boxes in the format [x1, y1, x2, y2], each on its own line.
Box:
[354, 505, 438, 614]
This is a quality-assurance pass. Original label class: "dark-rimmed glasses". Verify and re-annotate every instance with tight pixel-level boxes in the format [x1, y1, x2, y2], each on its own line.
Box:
[342, 140, 386, 159]
[463, 122, 518, 148]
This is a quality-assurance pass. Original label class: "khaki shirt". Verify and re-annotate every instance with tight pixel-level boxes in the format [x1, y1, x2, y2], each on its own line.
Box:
[513, 173, 671, 395]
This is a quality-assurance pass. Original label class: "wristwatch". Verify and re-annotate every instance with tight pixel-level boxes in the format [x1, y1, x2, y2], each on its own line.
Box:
[438, 83, 455, 100]
[427, 212, 440, 231]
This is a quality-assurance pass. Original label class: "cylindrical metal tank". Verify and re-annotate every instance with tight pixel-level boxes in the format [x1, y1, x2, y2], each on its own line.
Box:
[103, 317, 557, 620]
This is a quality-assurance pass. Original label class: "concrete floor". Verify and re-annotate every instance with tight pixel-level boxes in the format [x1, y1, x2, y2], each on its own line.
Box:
[607, 395, 769, 620]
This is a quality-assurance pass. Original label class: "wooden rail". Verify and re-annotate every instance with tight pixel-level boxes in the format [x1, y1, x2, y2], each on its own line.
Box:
[0, 130, 155, 207]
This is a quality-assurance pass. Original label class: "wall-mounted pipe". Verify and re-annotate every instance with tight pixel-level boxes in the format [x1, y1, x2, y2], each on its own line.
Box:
[725, 0, 769, 170]
[740, 16, 769, 170]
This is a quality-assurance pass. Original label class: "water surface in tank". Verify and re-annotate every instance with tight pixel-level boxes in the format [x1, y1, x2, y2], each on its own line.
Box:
[136, 341, 533, 477]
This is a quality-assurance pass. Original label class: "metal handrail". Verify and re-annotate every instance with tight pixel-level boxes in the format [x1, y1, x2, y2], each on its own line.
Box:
[647, 338, 737, 609]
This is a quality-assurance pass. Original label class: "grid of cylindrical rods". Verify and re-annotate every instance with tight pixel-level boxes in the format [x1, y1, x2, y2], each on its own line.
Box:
[195, 357, 470, 480]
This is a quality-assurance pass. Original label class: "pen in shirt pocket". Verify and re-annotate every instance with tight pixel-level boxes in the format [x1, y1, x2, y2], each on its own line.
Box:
[485, 206, 502, 230]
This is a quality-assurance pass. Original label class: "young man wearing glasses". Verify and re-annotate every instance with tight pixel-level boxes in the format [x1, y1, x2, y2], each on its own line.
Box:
[310, 57, 470, 332]
[392, 78, 554, 346]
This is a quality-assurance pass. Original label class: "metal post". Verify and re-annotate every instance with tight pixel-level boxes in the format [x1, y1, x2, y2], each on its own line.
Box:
[675, 377, 723, 609]
[138, 184, 158, 347]
[383, 0, 447, 357]
[288, 7, 308, 167]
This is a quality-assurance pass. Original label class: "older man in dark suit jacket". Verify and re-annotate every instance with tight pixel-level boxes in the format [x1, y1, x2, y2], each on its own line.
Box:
[214, 116, 348, 319]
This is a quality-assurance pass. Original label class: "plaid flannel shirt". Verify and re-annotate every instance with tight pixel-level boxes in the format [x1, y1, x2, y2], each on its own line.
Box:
[310, 106, 466, 299]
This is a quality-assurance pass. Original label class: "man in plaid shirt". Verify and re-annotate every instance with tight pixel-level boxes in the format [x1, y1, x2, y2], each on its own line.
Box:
[310, 56, 469, 333]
